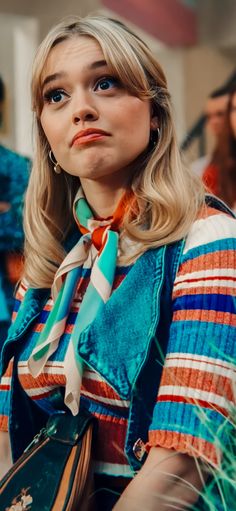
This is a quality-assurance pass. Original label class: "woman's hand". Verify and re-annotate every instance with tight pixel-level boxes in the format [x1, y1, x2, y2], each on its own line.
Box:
[113, 446, 207, 511]
[0, 431, 12, 480]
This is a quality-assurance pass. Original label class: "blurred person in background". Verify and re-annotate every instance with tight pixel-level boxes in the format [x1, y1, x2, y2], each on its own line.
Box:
[192, 86, 229, 177]
[203, 85, 236, 211]
[0, 76, 30, 345]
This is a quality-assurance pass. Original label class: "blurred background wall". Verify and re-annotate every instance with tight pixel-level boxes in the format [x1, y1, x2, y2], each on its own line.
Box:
[0, 0, 236, 162]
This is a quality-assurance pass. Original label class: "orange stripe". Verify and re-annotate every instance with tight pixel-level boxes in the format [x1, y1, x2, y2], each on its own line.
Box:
[178, 250, 235, 277]
[0, 415, 8, 432]
[33, 323, 45, 333]
[173, 309, 236, 326]
[147, 430, 220, 466]
[93, 412, 127, 425]
[82, 377, 122, 400]
[174, 285, 236, 298]
[18, 373, 66, 389]
[160, 366, 234, 401]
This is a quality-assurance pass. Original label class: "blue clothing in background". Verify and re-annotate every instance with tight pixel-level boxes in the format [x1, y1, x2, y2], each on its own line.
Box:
[0, 144, 30, 343]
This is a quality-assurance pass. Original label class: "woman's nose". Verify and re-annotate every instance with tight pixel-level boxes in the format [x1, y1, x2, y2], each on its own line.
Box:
[72, 93, 98, 124]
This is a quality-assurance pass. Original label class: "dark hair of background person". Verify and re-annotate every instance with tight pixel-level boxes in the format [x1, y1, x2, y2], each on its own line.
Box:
[0, 76, 5, 103]
[211, 85, 236, 207]
[209, 85, 231, 100]
[0, 76, 5, 127]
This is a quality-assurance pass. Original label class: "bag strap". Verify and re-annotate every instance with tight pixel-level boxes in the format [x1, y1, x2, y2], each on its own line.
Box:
[46, 410, 95, 445]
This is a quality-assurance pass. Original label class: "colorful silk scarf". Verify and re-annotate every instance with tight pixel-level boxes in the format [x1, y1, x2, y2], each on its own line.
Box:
[28, 187, 129, 415]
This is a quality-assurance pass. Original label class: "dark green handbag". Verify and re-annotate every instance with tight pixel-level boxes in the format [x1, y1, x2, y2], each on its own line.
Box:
[0, 410, 95, 511]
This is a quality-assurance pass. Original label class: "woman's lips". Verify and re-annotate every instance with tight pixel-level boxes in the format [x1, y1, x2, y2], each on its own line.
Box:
[71, 129, 110, 146]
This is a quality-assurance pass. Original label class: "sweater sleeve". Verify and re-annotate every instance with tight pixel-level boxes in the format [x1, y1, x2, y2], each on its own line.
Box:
[147, 208, 236, 466]
[0, 282, 27, 431]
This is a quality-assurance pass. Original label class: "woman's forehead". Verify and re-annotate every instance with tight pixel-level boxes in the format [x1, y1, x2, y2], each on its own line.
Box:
[42, 36, 106, 80]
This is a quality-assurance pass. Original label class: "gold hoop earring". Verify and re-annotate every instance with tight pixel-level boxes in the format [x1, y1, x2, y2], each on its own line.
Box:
[49, 150, 61, 174]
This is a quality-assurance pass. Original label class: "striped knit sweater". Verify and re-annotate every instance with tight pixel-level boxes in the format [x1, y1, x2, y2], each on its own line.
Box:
[0, 206, 235, 478]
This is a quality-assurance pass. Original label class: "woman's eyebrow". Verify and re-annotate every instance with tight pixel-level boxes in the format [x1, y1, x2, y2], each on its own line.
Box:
[89, 59, 108, 70]
[42, 60, 108, 89]
[42, 72, 66, 89]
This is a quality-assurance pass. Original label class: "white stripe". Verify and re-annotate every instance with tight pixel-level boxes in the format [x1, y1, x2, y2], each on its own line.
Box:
[164, 357, 235, 379]
[174, 279, 236, 292]
[183, 214, 236, 254]
[166, 353, 236, 371]
[81, 389, 130, 408]
[158, 385, 234, 410]
[91, 262, 112, 302]
[27, 386, 55, 397]
[16, 282, 27, 299]
[18, 363, 65, 375]
[83, 369, 105, 382]
[94, 461, 134, 478]
[0, 376, 11, 386]
[175, 268, 236, 283]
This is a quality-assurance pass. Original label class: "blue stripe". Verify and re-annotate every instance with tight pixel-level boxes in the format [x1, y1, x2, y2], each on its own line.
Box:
[13, 298, 21, 314]
[97, 231, 118, 286]
[168, 321, 236, 358]
[57, 268, 81, 319]
[174, 293, 236, 314]
[182, 238, 236, 262]
[80, 395, 129, 419]
[37, 309, 50, 323]
[0, 389, 10, 415]
[149, 401, 231, 444]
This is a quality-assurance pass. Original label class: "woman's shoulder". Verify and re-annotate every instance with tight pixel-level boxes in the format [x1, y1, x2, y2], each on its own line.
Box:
[183, 204, 236, 257]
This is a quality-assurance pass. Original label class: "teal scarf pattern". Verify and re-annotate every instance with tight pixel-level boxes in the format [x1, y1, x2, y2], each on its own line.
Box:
[27, 187, 125, 415]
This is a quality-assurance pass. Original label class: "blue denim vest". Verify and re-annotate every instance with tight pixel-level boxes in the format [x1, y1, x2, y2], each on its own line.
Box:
[0, 241, 184, 468]
[0, 196, 233, 470]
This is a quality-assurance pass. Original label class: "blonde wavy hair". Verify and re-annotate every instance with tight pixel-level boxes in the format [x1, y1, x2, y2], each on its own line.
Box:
[24, 14, 205, 288]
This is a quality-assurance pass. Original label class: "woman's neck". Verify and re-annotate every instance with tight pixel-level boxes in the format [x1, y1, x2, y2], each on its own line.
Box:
[80, 178, 130, 218]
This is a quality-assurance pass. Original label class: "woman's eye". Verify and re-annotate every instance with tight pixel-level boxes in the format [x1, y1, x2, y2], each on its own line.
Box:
[95, 77, 119, 92]
[43, 89, 67, 104]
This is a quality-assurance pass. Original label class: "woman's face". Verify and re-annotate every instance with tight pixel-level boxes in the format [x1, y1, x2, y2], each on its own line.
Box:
[40, 36, 155, 187]
[230, 92, 236, 138]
